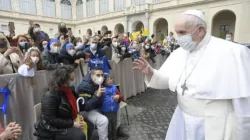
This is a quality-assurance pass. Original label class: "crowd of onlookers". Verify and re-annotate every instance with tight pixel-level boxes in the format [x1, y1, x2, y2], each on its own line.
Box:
[0, 22, 180, 140]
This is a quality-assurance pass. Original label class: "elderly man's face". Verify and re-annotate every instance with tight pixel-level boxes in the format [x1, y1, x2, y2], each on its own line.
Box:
[174, 17, 205, 44]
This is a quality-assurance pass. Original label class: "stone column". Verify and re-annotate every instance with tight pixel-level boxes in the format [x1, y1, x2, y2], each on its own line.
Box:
[72, 0, 76, 20]
[55, 0, 61, 18]
[11, 0, 19, 12]
[36, 0, 43, 15]
[109, 0, 114, 12]
[124, 15, 128, 32]
[95, 0, 100, 15]
[83, 0, 87, 17]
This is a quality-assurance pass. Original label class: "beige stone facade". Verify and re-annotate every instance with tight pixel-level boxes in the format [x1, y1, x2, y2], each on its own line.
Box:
[0, 0, 249, 43]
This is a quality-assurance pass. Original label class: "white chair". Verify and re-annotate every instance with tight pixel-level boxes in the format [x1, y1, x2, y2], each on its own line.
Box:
[119, 101, 129, 125]
[34, 103, 41, 122]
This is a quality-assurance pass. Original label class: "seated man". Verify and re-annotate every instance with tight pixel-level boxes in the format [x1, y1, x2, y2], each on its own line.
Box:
[77, 67, 109, 140]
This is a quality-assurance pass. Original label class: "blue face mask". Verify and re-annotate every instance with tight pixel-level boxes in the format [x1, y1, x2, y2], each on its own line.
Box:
[177, 27, 199, 51]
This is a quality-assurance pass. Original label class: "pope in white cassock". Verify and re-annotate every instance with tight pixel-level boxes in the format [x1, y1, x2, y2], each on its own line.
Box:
[133, 10, 250, 140]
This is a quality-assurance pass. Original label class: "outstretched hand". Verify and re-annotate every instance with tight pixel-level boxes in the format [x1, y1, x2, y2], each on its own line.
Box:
[133, 57, 154, 77]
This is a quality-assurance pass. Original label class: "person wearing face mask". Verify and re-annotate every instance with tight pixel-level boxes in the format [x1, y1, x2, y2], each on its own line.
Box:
[38, 39, 49, 56]
[16, 35, 30, 54]
[133, 10, 250, 140]
[34, 65, 86, 140]
[43, 39, 63, 70]
[106, 37, 120, 60]
[74, 37, 84, 51]
[140, 41, 156, 63]
[59, 43, 79, 68]
[128, 40, 141, 61]
[77, 67, 108, 140]
[18, 47, 44, 77]
[225, 32, 238, 44]
[0, 33, 23, 75]
[83, 37, 111, 73]
[116, 41, 131, 60]
[28, 23, 49, 48]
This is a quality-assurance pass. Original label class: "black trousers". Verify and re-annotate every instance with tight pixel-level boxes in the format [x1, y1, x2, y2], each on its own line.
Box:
[37, 127, 86, 140]
[102, 112, 118, 140]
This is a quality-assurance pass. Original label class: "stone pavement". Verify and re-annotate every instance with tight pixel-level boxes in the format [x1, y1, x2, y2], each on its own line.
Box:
[119, 88, 177, 140]
[90, 88, 177, 140]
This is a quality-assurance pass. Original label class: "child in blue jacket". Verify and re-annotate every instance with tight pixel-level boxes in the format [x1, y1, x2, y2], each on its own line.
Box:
[100, 73, 124, 140]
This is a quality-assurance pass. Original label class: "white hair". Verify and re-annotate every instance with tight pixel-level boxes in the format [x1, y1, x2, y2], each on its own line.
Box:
[184, 14, 207, 30]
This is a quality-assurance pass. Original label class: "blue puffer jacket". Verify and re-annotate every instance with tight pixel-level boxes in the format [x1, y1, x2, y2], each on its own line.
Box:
[100, 85, 119, 113]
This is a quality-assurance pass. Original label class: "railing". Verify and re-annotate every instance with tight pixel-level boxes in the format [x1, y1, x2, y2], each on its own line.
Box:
[0, 55, 167, 139]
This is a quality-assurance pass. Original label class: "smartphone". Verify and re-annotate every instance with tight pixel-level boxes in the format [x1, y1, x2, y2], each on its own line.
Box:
[24, 43, 30, 51]
[98, 30, 101, 35]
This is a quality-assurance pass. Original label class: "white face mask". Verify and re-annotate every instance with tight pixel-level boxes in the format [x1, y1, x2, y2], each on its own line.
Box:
[77, 42, 83, 46]
[145, 45, 150, 49]
[19, 42, 27, 48]
[50, 46, 60, 53]
[34, 28, 41, 33]
[121, 47, 126, 51]
[132, 44, 137, 49]
[226, 37, 232, 41]
[151, 46, 155, 49]
[31, 56, 39, 64]
[112, 42, 118, 47]
[43, 45, 47, 49]
[90, 43, 97, 50]
[68, 50, 76, 56]
[93, 76, 104, 85]
[176, 27, 199, 51]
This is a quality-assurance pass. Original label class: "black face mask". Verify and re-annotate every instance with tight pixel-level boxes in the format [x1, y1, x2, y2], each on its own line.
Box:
[0, 39, 7, 48]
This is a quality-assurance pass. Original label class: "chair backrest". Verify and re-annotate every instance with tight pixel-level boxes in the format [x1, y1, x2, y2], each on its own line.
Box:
[34, 103, 41, 122]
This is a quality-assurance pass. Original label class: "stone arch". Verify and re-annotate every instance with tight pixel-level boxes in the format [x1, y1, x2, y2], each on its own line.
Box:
[212, 10, 236, 39]
[114, 23, 125, 35]
[101, 25, 108, 34]
[132, 21, 144, 32]
[86, 29, 92, 36]
[153, 18, 168, 41]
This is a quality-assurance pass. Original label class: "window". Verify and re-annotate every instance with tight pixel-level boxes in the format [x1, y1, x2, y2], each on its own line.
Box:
[76, 0, 83, 19]
[220, 25, 230, 39]
[115, 0, 125, 11]
[99, 0, 108, 14]
[0, 0, 11, 11]
[61, 0, 72, 19]
[42, 0, 56, 17]
[19, 0, 36, 14]
[152, 0, 160, 3]
[132, 0, 145, 5]
[86, 0, 95, 17]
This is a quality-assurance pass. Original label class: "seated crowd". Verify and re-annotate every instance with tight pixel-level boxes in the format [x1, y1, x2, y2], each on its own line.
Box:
[0, 22, 178, 140]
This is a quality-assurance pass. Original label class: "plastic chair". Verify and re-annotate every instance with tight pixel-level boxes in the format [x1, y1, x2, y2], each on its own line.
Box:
[34, 103, 41, 122]
[0, 88, 10, 128]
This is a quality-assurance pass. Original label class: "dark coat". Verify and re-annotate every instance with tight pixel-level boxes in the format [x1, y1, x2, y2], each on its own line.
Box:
[43, 52, 61, 70]
[34, 89, 83, 138]
[77, 73, 102, 112]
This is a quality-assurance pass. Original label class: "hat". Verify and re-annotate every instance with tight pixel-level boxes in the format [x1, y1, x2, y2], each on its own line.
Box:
[47, 38, 60, 51]
[65, 43, 74, 50]
[183, 10, 205, 22]
[104, 73, 112, 82]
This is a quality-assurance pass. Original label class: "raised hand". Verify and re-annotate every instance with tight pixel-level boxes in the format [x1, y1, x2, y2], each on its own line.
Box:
[133, 57, 154, 77]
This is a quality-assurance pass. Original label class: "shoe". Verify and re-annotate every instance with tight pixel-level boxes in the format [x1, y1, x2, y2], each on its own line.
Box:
[116, 126, 129, 139]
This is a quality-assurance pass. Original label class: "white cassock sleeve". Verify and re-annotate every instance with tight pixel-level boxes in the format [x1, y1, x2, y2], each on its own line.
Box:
[145, 56, 171, 89]
[232, 97, 250, 140]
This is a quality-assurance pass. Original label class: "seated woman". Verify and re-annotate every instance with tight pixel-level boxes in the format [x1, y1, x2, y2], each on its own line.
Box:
[0, 33, 23, 75]
[18, 47, 44, 77]
[34, 65, 86, 140]
[43, 39, 62, 70]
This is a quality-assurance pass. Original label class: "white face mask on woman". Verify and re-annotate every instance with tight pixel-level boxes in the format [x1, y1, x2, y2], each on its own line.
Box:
[68, 50, 76, 56]
[176, 27, 199, 51]
[112, 42, 118, 47]
[50, 46, 60, 54]
[31, 56, 39, 64]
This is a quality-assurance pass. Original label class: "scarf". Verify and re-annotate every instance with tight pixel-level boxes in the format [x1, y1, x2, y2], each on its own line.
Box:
[58, 87, 77, 119]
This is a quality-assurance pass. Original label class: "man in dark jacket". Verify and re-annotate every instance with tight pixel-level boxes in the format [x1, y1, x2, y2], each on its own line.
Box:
[77, 67, 109, 140]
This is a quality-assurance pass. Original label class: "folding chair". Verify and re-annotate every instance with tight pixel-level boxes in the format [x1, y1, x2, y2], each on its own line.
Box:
[0, 88, 10, 128]
[34, 103, 41, 122]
